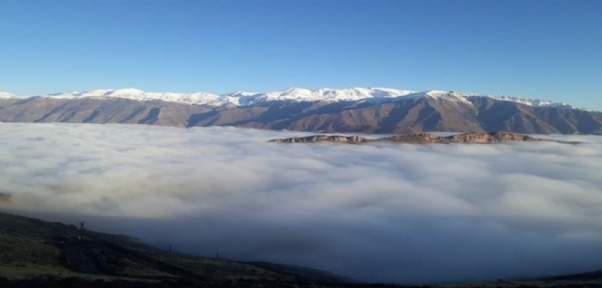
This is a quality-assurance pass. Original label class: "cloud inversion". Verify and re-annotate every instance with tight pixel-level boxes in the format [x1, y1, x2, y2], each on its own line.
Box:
[1, 123, 602, 283]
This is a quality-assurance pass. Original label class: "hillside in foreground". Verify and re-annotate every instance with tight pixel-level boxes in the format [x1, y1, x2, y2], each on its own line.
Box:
[0, 211, 348, 287]
[2, 211, 602, 287]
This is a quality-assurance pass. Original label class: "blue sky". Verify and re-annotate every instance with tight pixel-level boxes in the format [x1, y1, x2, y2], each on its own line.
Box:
[0, 0, 600, 109]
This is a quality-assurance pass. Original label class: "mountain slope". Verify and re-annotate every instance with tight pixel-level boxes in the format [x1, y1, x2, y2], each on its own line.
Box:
[0, 211, 347, 284]
[0, 97, 212, 127]
[0, 93, 600, 135]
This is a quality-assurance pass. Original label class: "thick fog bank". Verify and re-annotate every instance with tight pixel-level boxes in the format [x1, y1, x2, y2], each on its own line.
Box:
[1, 123, 602, 283]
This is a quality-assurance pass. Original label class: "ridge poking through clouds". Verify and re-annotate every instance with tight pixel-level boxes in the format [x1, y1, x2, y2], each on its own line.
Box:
[1, 123, 602, 283]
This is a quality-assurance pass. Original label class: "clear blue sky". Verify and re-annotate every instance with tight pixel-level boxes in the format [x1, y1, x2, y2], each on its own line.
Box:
[0, 0, 601, 109]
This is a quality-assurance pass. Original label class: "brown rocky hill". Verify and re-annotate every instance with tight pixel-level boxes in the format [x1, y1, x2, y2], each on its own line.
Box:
[269, 132, 580, 145]
[0, 95, 601, 135]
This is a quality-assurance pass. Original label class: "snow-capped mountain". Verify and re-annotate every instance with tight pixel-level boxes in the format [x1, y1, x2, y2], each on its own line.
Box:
[0, 92, 15, 99]
[42, 88, 227, 106]
[35, 87, 418, 106]
[1, 87, 600, 135]
[2, 87, 577, 109]
[254, 87, 415, 102]
[483, 95, 573, 108]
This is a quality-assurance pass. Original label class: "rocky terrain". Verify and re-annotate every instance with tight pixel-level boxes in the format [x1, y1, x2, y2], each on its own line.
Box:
[269, 132, 580, 144]
[0, 90, 601, 135]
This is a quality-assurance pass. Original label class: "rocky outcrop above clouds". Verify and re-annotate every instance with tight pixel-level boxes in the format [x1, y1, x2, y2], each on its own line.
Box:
[269, 132, 580, 144]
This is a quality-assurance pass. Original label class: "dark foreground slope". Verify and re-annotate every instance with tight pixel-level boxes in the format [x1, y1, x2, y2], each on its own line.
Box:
[1, 95, 601, 135]
[3, 211, 602, 288]
[0, 211, 346, 286]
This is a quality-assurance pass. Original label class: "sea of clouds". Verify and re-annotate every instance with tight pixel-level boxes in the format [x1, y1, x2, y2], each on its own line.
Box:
[1, 123, 602, 284]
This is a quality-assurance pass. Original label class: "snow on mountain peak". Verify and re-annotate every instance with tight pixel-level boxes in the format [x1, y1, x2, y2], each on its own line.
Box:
[38, 89, 225, 105]
[223, 91, 260, 97]
[484, 95, 573, 108]
[0, 91, 16, 99]
[3, 87, 579, 109]
[108, 88, 145, 96]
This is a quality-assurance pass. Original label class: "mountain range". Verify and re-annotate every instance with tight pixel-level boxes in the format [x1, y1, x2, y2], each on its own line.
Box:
[0, 87, 600, 135]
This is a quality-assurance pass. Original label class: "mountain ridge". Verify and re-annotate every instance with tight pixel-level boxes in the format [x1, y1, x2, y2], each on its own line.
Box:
[0, 92, 600, 135]
[0, 87, 582, 110]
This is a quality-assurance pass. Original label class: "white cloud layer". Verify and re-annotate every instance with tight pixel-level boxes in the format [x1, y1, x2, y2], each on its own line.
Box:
[1, 123, 602, 283]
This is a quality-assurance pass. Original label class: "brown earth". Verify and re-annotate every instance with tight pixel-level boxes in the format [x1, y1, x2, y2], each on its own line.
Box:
[269, 131, 580, 144]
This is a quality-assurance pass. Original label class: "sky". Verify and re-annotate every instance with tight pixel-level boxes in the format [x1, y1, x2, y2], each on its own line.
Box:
[2, 123, 602, 283]
[0, 0, 601, 109]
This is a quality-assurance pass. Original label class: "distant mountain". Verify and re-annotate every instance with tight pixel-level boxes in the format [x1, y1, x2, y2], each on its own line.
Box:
[0, 87, 580, 108]
[0, 88, 600, 135]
